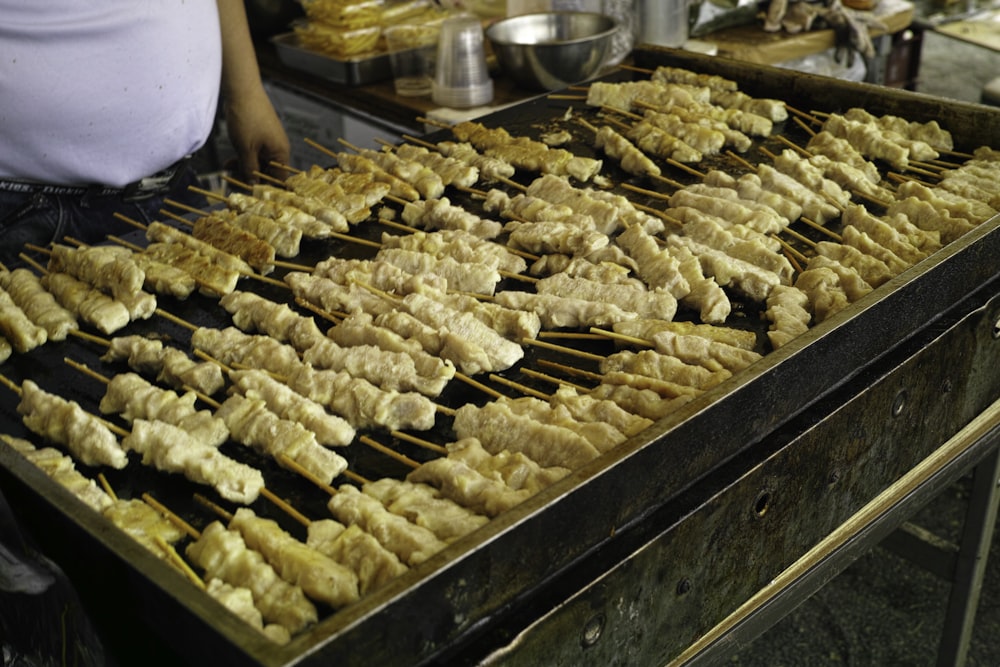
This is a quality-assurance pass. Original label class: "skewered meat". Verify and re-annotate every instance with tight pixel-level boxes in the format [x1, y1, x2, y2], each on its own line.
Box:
[306, 520, 409, 595]
[399, 292, 524, 372]
[627, 119, 702, 163]
[426, 288, 541, 342]
[17, 379, 128, 469]
[894, 179, 995, 224]
[100, 335, 226, 396]
[0, 267, 77, 341]
[601, 349, 731, 390]
[764, 284, 812, 349]
[42, 272, 130, 335]
[363, 478, 489, 542]
[840, 226, 910, 275]
[769, 149, 852, 209]
[283, 362, 439, 432]
[679, 215, 795, 284]
[326, 311, 457, 389]
[220, 290, 326, 351]
[215, 393, 349, 483]
[305, 336, 447, 396]
[593, 124, 661, 177]
[813, 241, 893, 289]
[375, 247, 502, 295]
[400, 197, 503, 239]
[228, 369, 356, 446]
[145, 221, 252, 275]
[443, 436, 570, 494]
[243, 186, 349, 235]
[228, 508, 360, 608]
[755, 164, 841, 225]
[122, 419, 264, 504]
[640, 109, 727, 156]
[380, 228, 528, 274]
[332, 151, 420, 201]
[0, 285, 47, 353]
[191, 326, 301, 378]
[650, 66, 738, 93]
[326, 484, 447, 566]
[497, 395, 628, 453]
[804, 255, 873, 302]
[394, 143, 480, 188]
[283, 166, 391, 222]
[536, 272, 677, 321]
[615, 223, 690, 299]
[453, 400, 600, 469]
[407, 455, 532, 518]
[794, 266, 850, 322]
[186, 520, 318, 635]
[48, 244, 145, 301]
[806, 131, 881, 182]
[650, 330, 762, 374]
[143, 241, 240, 297]
[205, 578, 290, 644]
[313, 256, 448, 296]
[375, 309, 493, 376]
[504, 219, 609, 257]
[586, 80, 710, 112]
[841, 204, 928, 265]
[99, 372, 229, 447]
[190, 214, 276, 274]
[493, 290, 639, 329]
[588, 382, 695, 421]
[611, 318, 757, 350]
[350, 146, 446, 199]
[3, 434, 114, 513]
[667, 235, 781, 302]
[433, 140, 517, 181]
[885, 196, 978, 245]
[820, 113, 916, 170]
[843, 107, 953, 152]
[667, 188, 787, 235]
[208, 208, 302, 258]
[527, 254, 641, 286]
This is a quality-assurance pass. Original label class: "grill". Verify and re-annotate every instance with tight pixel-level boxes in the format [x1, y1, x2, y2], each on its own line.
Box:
[1, 45, 1000, 666]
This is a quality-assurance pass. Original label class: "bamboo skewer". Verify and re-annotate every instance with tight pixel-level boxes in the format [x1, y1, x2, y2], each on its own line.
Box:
[454, 371, 505, 400]
[519, 367, 589, 393]
[359, 435, 420, 470]
[521, 338, 605, 363]
[390, 430, 448, 455]
[487, 374, 550, 401]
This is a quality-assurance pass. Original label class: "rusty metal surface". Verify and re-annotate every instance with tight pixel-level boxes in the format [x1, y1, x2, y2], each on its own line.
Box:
[1, 47, 1000, 666]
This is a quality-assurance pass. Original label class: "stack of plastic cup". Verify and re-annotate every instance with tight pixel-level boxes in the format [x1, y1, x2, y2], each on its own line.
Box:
[432, 14, 494, 108]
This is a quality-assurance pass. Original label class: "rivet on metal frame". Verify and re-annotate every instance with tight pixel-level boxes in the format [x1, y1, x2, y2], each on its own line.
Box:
[580, 613, 605, 647]
[891, 389, 908, 417]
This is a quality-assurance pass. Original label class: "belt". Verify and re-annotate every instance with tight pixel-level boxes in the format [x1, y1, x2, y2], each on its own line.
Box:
[0, 157, 191, 201]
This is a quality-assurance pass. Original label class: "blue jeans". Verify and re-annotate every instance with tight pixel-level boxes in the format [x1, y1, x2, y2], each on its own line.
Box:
[0, 168, 204, 269]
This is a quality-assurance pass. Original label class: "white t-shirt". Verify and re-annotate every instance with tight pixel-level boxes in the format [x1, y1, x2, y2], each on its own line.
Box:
[0, 1, 222, 187]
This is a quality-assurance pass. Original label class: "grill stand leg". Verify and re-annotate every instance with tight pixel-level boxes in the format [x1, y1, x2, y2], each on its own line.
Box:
[937, 444, 1000, 667]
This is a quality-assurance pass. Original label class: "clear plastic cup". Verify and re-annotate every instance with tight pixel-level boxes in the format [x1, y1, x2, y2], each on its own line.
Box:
[384, 23, 440, 97]
[432, 14, 494, 108]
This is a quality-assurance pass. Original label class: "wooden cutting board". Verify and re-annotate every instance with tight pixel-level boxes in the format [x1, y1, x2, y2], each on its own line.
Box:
[936, 8, 1000, 51]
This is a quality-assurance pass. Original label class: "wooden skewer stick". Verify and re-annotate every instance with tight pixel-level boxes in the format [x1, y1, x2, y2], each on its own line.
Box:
[156, 307, 198, 332]
[304, 137, 340, 160]
[454, 371, 505, 400]
[587, 327, 653, 348]
[497, 176, 527, 192]
[774, 134, 813, 157]
[547, 94, 587, 101]
[535, 358, 602, 382]
[792, 115, 818, 137]
[390, 430, 448, 455]
[106, 234, 144, 253]
[269, 160, 302, 174]
[194, 492, 234, 523]
[142, 493, 202, 540]
[279, 453, 338, 495]
[400, 134, 438, 151]
[618, 63, 654, 75]
[799, 217, 842, 242]
[67, 328, 111, 346]
[112, 212, 148, 231]
[519, 367, 589, 393]
[771, 234, 809, 268]
[536, 331, 608, 342]
[725, 150, 757, 171]
[631, 202, 683, 227]
[487, 374, 550, 401]
[415, 116, 452, 130]
[521, 337, 605, 363]
[780, 226, 819, 249]
[621, 182, 671, 201]
[154, 535, 206, 589]
[666, 159, 707, 180]
[359, 435, 419, 469]
[784, 105, 818, 124]
[343, 469, 371, 486]
[0, 372, 22, 396]
[64, 357, 110, 385]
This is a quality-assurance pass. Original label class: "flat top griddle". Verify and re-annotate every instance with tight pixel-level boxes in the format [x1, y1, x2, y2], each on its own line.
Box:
[1, 46, 999, 667]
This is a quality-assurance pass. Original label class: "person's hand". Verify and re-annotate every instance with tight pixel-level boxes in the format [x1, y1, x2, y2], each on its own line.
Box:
[224, 87, 291, 184]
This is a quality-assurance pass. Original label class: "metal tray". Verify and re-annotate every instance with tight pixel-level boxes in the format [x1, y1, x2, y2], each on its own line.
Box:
[3, 45, 1000, 667]
[270, 32, 392, 86]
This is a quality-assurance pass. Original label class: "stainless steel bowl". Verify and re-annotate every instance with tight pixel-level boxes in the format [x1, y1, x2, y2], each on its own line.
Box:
[485, 12, 618, 91]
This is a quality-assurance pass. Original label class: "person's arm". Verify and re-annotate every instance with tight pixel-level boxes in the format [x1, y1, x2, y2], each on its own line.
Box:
[216, 0, 291, 181]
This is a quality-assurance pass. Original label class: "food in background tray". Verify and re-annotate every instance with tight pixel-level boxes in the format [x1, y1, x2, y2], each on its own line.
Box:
[294, 23, 382, 58]
[300, 0, 385, 30]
